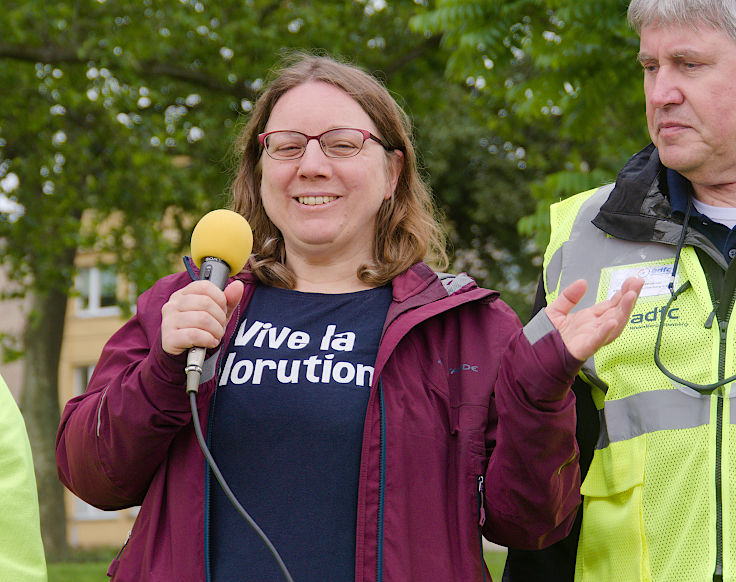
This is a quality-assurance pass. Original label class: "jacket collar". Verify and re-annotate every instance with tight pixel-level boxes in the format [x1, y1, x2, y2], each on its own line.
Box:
[592, 143, 674, 242]
[590, 144, 726, 266]
[234, 261, 485, 306]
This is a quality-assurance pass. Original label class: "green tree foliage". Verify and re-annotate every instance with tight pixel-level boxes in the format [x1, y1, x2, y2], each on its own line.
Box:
[411, 0, 652, 248]
[1, 0, 542, 558]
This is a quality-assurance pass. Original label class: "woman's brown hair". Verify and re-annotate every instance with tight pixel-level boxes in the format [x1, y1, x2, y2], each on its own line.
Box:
[230, 52, 448, 288]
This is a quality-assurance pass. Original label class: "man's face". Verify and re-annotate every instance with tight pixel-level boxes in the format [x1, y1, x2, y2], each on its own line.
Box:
[640, 23, 736, 189]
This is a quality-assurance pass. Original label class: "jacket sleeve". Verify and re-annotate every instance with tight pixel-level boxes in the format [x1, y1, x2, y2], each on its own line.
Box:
[56, 274, 195, 509]
[481, 295, 582, 551]
[0, 377, 47, 582]
[501, 276, 599, 580]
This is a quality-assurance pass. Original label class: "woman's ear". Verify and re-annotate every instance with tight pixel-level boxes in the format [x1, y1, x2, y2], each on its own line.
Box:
[384, 150, 404, 199]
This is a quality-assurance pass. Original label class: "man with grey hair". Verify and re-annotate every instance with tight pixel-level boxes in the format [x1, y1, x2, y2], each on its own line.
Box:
[504, 1, 736, 581]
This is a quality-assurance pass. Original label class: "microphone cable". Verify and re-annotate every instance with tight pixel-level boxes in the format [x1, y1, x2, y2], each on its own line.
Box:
[183, 211, 293, 579]
[188, 389, 295, 582]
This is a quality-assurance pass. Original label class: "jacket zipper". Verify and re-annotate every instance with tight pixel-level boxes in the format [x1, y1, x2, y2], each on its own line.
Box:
[709, 261, 736, 581]
[476, 475, 487, 582]
[204, 336, 233, 582]
[713, 301, 733, 580]
[96, 385, 110, 437]
[204, 301, 242, 582]
[204, 389, 217, 582]
[107, 529, 132, 578]
[698, 250, 735, 582]
[377, 379, 386, 582]
[712, 245, 736, 582]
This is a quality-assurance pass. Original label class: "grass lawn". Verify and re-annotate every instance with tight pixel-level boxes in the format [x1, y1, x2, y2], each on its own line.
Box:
[48, 548, 116, 582]
[48, 561, 111, 582]
[486, 549, 507, 580]
[48, 550, 508, 581]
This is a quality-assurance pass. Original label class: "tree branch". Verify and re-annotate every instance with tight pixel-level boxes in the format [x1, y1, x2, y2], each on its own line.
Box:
[0, 42, 258, 100]
[382, 35, 444, 79]
[139, 61, 257, 100]
[0, 42, 79, 63]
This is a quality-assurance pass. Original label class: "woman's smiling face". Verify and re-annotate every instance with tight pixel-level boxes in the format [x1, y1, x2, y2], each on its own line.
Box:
[259, 81, 402, 266]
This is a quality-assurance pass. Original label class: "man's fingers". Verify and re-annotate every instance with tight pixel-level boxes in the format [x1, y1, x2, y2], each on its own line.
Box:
[550, 279, 588, 317]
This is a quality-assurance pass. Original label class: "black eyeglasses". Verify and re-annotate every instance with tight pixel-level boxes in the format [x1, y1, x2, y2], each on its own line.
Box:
[258, 128, 391, 160]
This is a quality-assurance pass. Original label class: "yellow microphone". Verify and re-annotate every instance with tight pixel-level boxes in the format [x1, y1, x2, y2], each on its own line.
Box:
[186, 209, 253, 392]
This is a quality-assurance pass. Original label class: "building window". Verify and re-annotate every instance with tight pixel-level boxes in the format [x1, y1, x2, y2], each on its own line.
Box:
[72, 363, 109, 521]
[72, 496, 111, 521]
[71, 364, 140, 521]
[75, 266, 119, 316]
[74, 365, 95, 397]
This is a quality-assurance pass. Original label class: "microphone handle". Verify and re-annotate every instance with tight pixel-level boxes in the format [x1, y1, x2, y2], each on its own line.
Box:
[197, 256, 231, 290]
[185, 257, 232, 393]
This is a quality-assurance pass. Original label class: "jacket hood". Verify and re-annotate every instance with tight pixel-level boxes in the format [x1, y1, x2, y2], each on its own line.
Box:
[391, 262, 484, 302]
[590, 143, 724, 266]
[186, 258, 496, 344]
[219, 260, 491, 310]
[592, 143, 674, 242]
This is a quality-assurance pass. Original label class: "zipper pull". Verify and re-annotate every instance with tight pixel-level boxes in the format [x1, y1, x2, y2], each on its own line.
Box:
[477, 475, 486, 527]
[107, 530, 132, 577]
[719, 320, 728, 340]
[705, 299, 720, 329]
[705, 310, 716, 329]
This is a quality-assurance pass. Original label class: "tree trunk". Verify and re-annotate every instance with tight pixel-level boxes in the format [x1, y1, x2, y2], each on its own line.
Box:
[21, 285, 71, 562]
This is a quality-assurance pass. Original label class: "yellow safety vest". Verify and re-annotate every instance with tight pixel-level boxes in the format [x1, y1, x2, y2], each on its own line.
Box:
[544, 185, 736, 582]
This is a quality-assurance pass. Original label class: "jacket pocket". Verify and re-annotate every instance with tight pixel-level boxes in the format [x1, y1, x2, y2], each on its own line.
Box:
[576, 437, 651, 582]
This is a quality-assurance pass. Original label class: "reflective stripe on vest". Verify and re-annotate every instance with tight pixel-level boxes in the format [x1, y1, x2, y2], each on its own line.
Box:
[545, 185, 679, 395]
[596, 389, 712, 449]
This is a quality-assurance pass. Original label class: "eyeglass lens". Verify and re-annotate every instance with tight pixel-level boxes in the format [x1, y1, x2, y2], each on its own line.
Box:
[264, 129, 367, 159]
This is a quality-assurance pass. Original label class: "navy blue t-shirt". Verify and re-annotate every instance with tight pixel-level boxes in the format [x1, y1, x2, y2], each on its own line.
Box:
[208, 284, 392, 582]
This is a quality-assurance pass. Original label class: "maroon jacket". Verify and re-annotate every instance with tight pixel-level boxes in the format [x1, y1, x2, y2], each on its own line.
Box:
[56, 262, 581, 581]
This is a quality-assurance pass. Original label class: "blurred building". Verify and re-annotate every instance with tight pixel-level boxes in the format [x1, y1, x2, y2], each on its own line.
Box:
[0, 252, 152, 549]
[57, 252, 140, 547]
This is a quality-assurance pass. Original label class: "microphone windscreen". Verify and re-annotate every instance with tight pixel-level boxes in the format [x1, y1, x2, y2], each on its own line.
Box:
[190, 209, 253, 276]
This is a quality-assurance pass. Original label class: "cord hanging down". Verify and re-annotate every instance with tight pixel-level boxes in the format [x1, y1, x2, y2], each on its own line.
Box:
[188, 391, 295, 582]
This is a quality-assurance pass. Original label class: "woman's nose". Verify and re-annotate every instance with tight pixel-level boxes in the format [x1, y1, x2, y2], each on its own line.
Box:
[297, 139, 331, 177]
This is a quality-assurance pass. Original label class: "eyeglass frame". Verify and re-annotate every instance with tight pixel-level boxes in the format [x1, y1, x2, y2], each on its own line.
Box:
[257, 127, 393, 160]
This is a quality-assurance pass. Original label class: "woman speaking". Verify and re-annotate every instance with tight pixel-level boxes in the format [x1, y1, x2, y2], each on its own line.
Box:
[56, 53, 641, 582]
